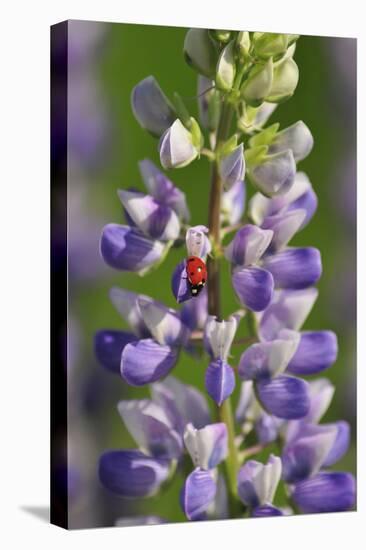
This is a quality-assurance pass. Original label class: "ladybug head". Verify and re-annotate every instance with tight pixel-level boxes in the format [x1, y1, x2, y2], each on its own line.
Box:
[189, 281, 205, 297]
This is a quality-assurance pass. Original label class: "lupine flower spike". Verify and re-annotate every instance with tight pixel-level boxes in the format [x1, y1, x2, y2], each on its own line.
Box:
[96, 28, 355, 524]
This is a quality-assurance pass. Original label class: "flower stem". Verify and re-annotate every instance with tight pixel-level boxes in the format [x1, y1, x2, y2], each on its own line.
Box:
[207, 99, 240, 515]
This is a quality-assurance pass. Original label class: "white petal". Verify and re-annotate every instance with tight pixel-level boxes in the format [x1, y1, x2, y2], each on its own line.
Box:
[186, 225, 211, 258]
[183, 422, 227, 470]
[204, 315, 238, 360]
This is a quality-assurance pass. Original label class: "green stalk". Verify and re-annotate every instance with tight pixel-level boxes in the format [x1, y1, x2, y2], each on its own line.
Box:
[206, 65, 253, 516]
[207, 99, 239, 514]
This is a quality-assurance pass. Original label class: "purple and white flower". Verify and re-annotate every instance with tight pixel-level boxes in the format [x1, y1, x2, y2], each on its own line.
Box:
[159, 119, 199, 170]
[131, 76, 176, 137]
[237, 454, 283, 516]
[101, 159, 189, 274]
[181, 422, 228, 520]
[249, 171, 318, 231]
[139, 159, 190, 222]
[96, 287, 189, 386]
[225, 224, 274, 311]
[120, 299, 189, 386]
[204, 315, 239, 405]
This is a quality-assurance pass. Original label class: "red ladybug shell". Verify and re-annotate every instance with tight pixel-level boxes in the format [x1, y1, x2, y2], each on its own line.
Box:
[186, 256, 207, 286]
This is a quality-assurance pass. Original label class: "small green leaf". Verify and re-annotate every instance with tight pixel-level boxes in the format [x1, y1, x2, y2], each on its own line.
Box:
[217, 134, 238, 157]
[248, 122, 280, 147]
[245, 145, 268, 167]
[189, 117, 204, 149]
[172, 92, 192, 128]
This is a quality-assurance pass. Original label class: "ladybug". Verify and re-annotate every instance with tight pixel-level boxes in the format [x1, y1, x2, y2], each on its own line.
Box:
[186, 256, 207, 296]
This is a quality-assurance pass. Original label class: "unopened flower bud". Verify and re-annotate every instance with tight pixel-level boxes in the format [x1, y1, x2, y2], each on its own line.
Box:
[184, 28, 218, 78]
[210, 29, 232, 43]
[131, 76, 176, 137]
[219, 143, 245, 191]
[241, 58, 273, 107]
[269, 121, 314, 162]
[248, 149, 296, 197]
[159, 119, 199, 169]
[252, 33, 289, 59]
[267, 57, 299, 103]
[215, 40, 236, 91]
[237, 31, 251, 61]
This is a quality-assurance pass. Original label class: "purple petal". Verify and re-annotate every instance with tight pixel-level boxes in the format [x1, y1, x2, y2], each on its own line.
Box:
[219, 144, 245, 191]
[282, 424, 337, 483]
[232, 266, 274, 312]
[262, 209, 306, 251]
[131, 76, 175, 137]
[100, 224, 164, 272]
[287, 331, 338, 375]
[171, 260, 191, 303]
[205, 359, 235, 405]
[94, 330, 137, 373]
[99, 450, 171, 498]
[181, 468, 217, 520]
[259, 288, 318, 341]
[252, 504, 284, 517]
[288, 187, 318, 228]
[225, 224, 273, 266]
[139, 159, 190, 221]
[291, 472, 356, 513]
[137, 298, 189, 347]
[121, 338, 178, 386]
[117, 190, 180, 241]
[323, 421, 351, 467]
[250, 150, 296, 197]
[238, 331, 299, 381]
[151, 376, 210, 431]
[256, 375, 310, 419]
[262, 247, 322, 289]
[221, 180, 246, 225]
[180, 287, 208, 330]
[159, 119, 198, 170]
[118, 399, 183, 459]
[184, 422, 228, 469]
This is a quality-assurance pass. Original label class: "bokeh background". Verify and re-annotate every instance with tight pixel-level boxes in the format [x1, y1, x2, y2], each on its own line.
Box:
[64, 20, 356, 528]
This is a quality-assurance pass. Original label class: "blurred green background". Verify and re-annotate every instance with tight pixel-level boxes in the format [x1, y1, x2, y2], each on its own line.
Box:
[67, 22, 356, 527]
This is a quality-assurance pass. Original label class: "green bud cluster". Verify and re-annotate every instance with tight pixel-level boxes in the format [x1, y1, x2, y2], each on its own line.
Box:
[183, 28, 300, 108]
